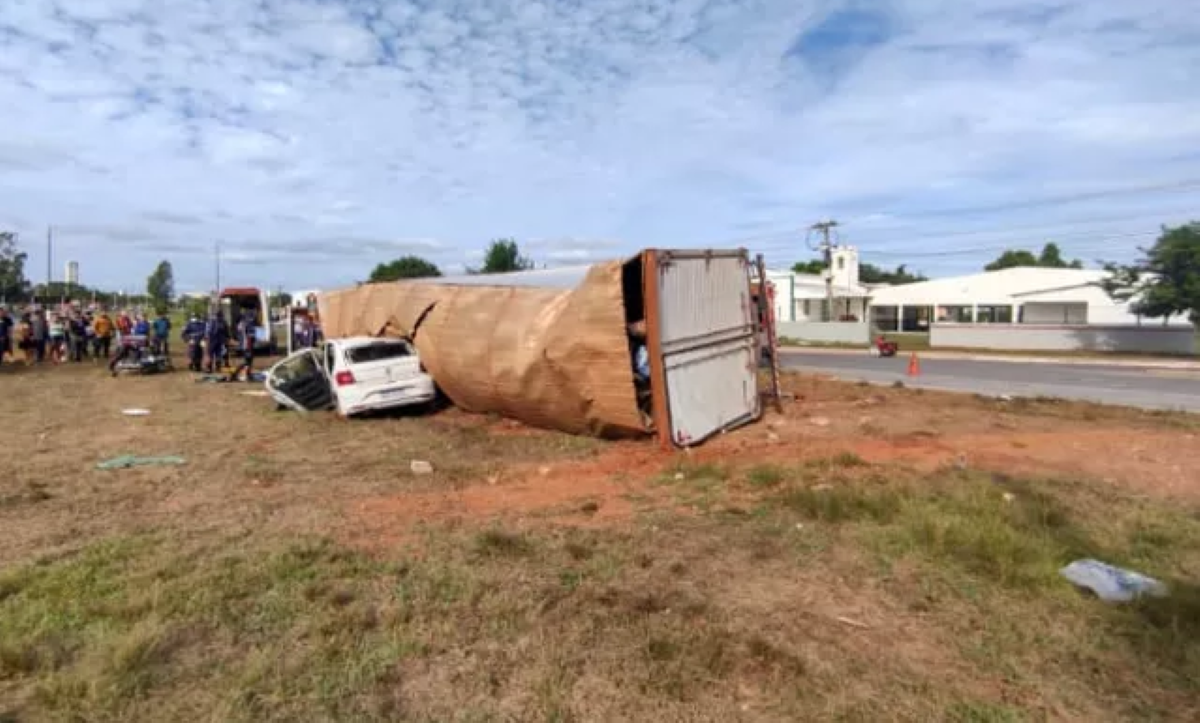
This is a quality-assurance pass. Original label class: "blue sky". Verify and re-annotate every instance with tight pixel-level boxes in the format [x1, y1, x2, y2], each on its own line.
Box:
[1, 0, 1198, 293]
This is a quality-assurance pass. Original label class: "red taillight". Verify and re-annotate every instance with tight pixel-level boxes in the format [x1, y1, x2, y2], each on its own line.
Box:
[335, 370, 355, 387]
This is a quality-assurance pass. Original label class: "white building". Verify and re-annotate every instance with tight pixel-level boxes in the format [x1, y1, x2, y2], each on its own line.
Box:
[64, 261, 79, 285]
[767, 245, 871, 323]
[868, 267, 1191, 331]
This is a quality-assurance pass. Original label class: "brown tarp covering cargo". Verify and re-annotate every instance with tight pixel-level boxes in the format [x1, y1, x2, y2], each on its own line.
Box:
[318, 261, 645, 437]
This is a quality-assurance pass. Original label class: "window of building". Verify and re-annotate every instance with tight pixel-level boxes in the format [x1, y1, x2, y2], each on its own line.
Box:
[937, 306, 973, 323]
[837, 257, 845, 270]
[974, 306, 1014, 324]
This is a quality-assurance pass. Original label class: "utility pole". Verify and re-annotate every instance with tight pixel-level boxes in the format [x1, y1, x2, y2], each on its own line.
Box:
[809, 220, 838, 322]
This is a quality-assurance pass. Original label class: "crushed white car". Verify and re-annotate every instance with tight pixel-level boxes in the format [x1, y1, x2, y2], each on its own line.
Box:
[265, 336, 436, 417]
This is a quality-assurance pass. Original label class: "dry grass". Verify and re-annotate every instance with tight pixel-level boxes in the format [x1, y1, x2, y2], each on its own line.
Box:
[2, 361, 1200, 721]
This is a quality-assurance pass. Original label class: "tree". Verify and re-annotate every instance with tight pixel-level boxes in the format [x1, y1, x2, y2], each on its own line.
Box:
[860, 263, 926, 285]
[368, 256, 442, 282]
[984, 249, 1039, 271]
[268, 291, 293, 308]
[0, 231, 30, 302]
[791, 259, 826, 275]
[985, 243, 1082, 271]
[475, 238, 533, 274]
[146, 260, 175, 315]
[1102, 222, 1200, 326]
[184, 296, 212, 319]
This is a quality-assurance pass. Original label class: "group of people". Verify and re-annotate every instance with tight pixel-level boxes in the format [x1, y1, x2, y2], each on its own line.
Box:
[0, 306, 172, 367]
[181, 310, 260, 380]
[0, 305, 261, 381]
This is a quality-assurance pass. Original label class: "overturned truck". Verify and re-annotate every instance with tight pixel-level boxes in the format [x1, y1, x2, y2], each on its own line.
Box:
[319, 249, 762, 447]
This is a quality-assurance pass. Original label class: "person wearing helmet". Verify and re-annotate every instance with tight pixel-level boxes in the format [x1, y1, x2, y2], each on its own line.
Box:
[182, 314, 206, 371]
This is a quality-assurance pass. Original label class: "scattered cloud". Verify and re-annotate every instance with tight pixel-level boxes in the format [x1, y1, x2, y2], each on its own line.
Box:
[140, 211, 206, 226]
[0, 0, 1198, 292]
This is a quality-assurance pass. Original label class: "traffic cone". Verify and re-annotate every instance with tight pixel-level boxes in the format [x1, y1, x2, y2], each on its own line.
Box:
[907, 353, 921, 377]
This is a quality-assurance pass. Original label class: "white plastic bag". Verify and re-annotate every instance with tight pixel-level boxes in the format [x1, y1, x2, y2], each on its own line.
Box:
[1060, 559, 1168, 602]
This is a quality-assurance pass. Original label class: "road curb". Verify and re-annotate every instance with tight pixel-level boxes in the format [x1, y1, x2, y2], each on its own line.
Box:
[778, 347, 1200, 371]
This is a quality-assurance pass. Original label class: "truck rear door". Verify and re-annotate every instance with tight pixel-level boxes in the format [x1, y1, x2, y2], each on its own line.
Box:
[647, 250, 761, 447]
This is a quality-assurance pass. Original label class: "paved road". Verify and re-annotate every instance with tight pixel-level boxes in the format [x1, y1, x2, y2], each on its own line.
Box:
[779, 350, 1200, 413]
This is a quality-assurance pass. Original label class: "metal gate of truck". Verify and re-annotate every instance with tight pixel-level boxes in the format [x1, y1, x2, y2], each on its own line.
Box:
[645, 249, 762, 447]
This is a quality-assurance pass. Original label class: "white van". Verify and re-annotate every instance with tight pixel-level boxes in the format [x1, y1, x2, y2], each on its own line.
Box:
[265, 337, 436, 417]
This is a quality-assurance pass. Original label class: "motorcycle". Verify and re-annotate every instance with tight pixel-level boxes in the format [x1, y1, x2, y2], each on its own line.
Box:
[110, 336, 174, 376]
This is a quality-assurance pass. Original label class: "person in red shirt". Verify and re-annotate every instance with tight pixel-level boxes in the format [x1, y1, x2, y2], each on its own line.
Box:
[115, 312, 133, 341]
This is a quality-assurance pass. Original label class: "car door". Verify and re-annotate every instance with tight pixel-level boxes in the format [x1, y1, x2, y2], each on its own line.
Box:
[265, 344, 335, 412]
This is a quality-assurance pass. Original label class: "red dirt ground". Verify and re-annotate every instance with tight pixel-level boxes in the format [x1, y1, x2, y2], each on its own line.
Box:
[343, 376, 1200, 549]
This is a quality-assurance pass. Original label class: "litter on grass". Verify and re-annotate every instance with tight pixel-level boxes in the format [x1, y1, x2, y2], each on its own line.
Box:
[196, 372, 268, 384]
[96, 455, 187, 470]
[239, 390, 270, 397]
[122, 409, 151, 416]
[1060, 559, 1168, 602]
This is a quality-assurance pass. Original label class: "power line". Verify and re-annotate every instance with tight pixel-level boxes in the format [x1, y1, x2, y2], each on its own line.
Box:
[733, 200, 1197, 245]
[882, 178, 1200, 219]
[863, 234, 1157, 259]
[749, 228, 1160, 260]
[854, 231, 1160, 258]
[837, 207, 1198, 243]
[710, 179, 1199, 251]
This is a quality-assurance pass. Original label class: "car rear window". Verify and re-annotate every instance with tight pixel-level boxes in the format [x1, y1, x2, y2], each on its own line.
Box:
[345, 342, 412, 364]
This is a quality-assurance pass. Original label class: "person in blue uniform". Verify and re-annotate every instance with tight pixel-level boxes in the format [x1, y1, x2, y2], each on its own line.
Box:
[182, 314, 206, 371]
[204, 313, 229, 373]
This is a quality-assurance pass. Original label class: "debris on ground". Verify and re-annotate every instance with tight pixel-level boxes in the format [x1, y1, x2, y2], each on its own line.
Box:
[410, 460, 434, 475]
[96, 455, 187, 470]
[835, 616, 871, 630]
[239, 390, 270, 397]
[809, 416, 831, 427]
[195, 372, 266, 384]
[1060, 559, 1168, 602]
[121, 409, 151, 416]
